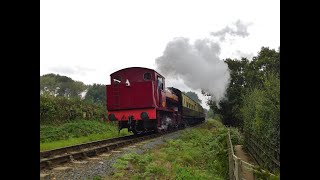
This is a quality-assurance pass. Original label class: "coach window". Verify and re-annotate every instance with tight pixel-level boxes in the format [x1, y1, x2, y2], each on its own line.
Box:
[144, 72, 151, 80]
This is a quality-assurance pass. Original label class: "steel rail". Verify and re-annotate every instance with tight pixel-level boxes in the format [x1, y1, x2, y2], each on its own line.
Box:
[40, 132, 160, 170]
[40, 122, 202, 171]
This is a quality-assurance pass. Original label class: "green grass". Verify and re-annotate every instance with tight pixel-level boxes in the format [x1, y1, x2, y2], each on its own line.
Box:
[40, 131, 130, 151]
[40, 119, 132, 151]
[110, 119, 232, 180]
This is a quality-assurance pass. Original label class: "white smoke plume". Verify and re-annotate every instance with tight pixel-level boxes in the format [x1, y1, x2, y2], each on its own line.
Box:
[155, 20, 251, 106]
[160, 117, 173, 131]
[210, 20, 252, 41]
[156, 37, 229, 104]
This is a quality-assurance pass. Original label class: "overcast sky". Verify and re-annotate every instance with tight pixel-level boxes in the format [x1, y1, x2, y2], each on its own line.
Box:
[40, 0, 280, 109]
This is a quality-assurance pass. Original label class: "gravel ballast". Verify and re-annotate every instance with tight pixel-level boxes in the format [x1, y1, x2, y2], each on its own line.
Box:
[42, 129, 188, 180]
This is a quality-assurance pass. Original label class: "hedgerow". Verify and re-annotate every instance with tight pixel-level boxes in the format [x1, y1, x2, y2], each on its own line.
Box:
[40, 94, 106, 124]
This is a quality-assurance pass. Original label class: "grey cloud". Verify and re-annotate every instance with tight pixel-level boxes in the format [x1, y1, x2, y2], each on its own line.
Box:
[233, 50, 255, 60]
[48, 65, 95, 76]
[48, 66, 75, 75]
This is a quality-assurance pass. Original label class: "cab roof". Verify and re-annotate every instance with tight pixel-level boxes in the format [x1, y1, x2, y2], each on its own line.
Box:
[110, 67, 164, 78]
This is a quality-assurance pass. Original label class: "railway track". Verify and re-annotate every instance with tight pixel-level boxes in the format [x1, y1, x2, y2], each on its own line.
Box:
[40, 132, 160, 171]
[40, 123, 203, 171]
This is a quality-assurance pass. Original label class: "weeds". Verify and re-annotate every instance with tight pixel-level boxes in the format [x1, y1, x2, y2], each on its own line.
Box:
[111, 119, 230, 179]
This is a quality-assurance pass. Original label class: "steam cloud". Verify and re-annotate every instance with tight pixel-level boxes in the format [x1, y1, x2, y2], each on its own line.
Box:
[210, 20, 251, 41]
[155, 20, 251, 106]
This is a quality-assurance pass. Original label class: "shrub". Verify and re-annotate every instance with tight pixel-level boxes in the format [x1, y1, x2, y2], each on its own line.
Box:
[240, 73, 280, 150]
[40, 94, 106, 124]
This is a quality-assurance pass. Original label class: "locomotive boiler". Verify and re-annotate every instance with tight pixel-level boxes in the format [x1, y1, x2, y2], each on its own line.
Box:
[106, 67, 205, 134]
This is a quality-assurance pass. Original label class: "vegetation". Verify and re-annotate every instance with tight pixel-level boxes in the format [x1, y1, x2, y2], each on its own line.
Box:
[40, 75, 124, 151]
[40, 46, 280, 175]
[110, 119, 241, 180]
[40, 94, 106, 124]
[40, 74, 108, 124]
[40, 120, 131, 151]
[40, 73, 86, 98]
[205, 46, 280, 172]
[84, 83, 107, 106]
[241, 73, 280, 148]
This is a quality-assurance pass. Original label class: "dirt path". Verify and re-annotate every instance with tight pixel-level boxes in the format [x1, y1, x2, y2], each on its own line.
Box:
[234, 145, 256, 180]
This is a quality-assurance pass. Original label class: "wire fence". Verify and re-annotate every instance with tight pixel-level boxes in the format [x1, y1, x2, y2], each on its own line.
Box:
[227, 129, 278, 180]
[243, 130, 280, 173]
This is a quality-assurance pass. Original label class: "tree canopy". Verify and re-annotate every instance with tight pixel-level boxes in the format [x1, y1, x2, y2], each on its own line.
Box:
[40, 74, 86, 98]
[204, 46, 280, 158]
[40, 75, 107, 124]
[207, 46, 280, 127]
[84, 83, 107, 106]
[201, 47, 280, 172]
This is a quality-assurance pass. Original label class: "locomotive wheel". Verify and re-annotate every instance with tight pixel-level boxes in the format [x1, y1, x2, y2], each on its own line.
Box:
[132, 130, 139, 135]
[132, 129, 144, 135]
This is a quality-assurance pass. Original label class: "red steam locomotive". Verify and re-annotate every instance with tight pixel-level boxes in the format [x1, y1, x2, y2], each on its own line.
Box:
[106, 67, 205, 134]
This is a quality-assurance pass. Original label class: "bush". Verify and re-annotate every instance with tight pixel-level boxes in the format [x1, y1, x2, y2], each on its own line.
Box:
[40, 94, 106, 124]
[240, 73, 280, 150]
[229, 127, 244, 145]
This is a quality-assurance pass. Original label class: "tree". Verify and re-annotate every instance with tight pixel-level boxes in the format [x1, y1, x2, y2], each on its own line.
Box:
[206, 57, 249, 126]
[203, 46, 280, 171]
[206, 46, 280, 128]
[40, 74, 58, 95]
[240, 72, 280, 150]
[84, 84, 106, 106]
[40, 74, 86, 98]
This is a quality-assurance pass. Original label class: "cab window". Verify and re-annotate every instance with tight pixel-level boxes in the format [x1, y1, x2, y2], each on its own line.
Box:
[157, 76, 164, 90]
[144, 72, 151, 80]
[113, 75, 121, 84]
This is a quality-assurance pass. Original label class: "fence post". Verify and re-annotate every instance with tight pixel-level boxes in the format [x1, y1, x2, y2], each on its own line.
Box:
[237, 157, 242, 180]
[227, 130, 234, 180]
[228, 146, 233, 180]
[234, 156, 241, 180]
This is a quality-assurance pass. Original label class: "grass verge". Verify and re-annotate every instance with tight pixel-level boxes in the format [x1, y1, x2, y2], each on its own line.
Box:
[110, 119, 231, 180]
[40, 120, 131, 151]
